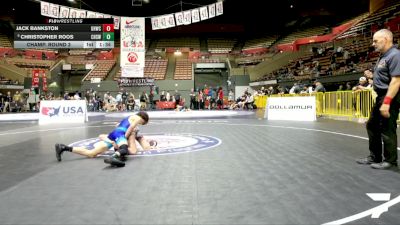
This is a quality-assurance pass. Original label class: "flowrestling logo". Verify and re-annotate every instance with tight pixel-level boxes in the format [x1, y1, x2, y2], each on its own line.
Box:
[69, 133, 221, 156]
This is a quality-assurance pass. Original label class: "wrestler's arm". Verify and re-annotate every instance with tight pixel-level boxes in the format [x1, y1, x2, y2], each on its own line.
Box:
[127, 133, 138, 154]
[125, 115, 144, 138]
[139, 137, 151, 150]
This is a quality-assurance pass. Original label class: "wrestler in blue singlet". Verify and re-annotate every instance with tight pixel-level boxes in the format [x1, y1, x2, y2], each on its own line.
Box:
[108, 116, 131, 145]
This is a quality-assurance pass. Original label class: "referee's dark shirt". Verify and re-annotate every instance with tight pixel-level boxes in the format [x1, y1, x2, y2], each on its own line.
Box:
[373, 46, 400, 92]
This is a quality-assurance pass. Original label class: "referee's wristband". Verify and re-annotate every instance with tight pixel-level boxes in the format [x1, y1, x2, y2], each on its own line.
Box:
[383, 96, 392, 105]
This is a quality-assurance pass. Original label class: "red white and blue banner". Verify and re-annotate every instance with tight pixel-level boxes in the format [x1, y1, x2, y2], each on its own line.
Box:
[39, 100, 88, 125]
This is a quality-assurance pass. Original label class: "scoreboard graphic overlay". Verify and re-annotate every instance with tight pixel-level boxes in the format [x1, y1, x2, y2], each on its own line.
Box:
[14, 19, 114, 49]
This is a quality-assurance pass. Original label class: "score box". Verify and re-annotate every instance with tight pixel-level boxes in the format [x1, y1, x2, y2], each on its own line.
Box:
[102, 32, 114, 41]
[102, 24, 114, 32]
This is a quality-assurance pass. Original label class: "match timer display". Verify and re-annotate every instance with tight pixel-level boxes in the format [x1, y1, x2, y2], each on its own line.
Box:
[14, 19, 115, 49]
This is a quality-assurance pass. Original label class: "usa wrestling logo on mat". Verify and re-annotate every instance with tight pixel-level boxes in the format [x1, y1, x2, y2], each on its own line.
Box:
[69, 133, 221, 156]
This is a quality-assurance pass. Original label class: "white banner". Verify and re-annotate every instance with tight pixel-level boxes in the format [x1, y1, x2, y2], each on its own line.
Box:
[39, 100, 88, 125]
[175, 12, 184, 26]
[200, 6, 209, 21]
[40, 1, 50, 17]
[191, 9, 200, 23]
[183, 10, 192, 25]
[95, 13, 104, 18]
[216, 1, 223, 16]
[69, 8, 79, 18]
[59, 6, 69, 18]
[151, 17, 160, 30]
[167, 14, 175, 28]
[120, 17, 145, 68]
[112, 16, 120, 29]
[78, 10, 86, 18]
[39, 1, 222, 29]
[160, 16, 168, 29]
[49, 4, 60, 18]
[121, 66, 144, 78]
[264, 96, 316, 121]
[208, 4, 216, 18]
[86, 11, 96, 18]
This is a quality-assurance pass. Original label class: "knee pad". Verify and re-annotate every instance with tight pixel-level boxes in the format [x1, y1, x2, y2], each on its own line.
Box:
[117, 144, 129, 156]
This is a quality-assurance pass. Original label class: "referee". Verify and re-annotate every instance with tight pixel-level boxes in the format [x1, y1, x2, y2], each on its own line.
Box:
[357, 29, 400, 170]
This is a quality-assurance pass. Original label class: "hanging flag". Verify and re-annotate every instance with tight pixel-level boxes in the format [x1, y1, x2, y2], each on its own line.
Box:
[151, 17, 160, 30]
[191, 9, 200, 23]
[32, 69, 40, 88]
[200, 6, 209, 21]
[86, 11, 96, 18]
[175, 12, 184, 26]
[78, 10, 86, 18]
[216, 1, 223, 16]
[95, 13, 104, 18]
[120, 17, 145, 70]
[112, 16, 120, 30]
[40, 1, 50, 17]
[49, 4, 60, 18]
[208, 4, 216, 18]
[183, 10, 192, 25]
[42, 70, 48, 92]
[167, 14, 175, 28]
[160, 16, 168, 29]
[69, 8, 79, 18]
[59, 6, 70, 18]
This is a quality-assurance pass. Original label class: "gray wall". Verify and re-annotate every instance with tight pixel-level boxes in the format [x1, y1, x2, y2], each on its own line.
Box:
[230, 75, 250, 94]
[231, 75, 250, 86]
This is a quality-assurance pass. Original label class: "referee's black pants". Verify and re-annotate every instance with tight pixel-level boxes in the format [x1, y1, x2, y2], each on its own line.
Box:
[366, 92, 400, 164]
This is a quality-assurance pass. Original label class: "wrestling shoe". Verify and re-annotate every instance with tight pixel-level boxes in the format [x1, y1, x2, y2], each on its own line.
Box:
[55, 143, 70, 162]
[104, 154, 125, 167]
